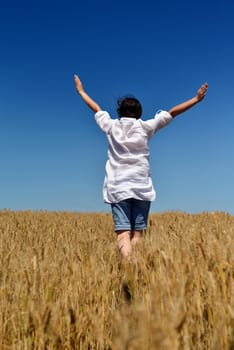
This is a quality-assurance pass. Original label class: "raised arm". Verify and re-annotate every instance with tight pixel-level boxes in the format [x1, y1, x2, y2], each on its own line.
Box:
[74, 74, 101, 113]
[169, 82, 208, 118]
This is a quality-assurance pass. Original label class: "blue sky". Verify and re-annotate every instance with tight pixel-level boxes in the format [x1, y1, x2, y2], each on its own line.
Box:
[0, 0, 233, 213]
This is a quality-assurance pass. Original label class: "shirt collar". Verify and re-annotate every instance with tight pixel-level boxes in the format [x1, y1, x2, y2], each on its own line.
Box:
[120, 117, 137, 121]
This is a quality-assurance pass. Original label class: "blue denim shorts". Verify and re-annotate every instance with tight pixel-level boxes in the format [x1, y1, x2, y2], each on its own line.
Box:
[111, 198, 151, 231]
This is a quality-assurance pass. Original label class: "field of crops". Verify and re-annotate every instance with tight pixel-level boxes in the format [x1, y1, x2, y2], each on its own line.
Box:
[0, 210, 233, 349]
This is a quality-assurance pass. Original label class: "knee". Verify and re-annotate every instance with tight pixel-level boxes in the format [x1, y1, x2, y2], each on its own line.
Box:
[116, 231, 132, 258]
[116, 230, 131, 242]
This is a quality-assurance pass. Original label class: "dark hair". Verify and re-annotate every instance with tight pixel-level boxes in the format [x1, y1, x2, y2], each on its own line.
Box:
[117, 96, 142, 119]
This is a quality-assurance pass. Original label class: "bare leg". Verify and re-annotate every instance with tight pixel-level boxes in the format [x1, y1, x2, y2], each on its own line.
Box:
[130, 230, 143, 246]
[116, 230, 132, 259]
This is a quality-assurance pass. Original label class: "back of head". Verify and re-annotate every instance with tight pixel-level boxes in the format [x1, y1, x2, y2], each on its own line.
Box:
[117, 96, 142, 119]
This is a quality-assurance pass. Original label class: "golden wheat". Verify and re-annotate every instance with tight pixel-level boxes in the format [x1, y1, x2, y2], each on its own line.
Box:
[0, 210, 233, 349]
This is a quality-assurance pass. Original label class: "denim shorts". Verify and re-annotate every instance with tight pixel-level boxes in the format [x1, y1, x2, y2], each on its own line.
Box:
[111, 198, 151, 231]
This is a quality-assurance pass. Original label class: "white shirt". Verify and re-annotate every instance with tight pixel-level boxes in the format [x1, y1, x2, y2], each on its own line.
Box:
[95, 110, 173, 203]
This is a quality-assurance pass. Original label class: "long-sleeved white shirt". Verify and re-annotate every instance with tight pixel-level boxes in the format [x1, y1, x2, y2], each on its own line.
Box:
[95, 110, 173, 203]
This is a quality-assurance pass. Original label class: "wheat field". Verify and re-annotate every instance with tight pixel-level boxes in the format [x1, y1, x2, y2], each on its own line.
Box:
[0, 210, 233, 349]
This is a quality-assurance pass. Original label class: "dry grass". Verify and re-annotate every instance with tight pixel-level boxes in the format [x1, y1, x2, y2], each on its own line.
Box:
[0, 210, 233, 349]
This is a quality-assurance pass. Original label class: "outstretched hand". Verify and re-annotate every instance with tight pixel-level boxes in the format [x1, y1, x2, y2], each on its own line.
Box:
[169, 82, 209, 117]
[74, 74, 84, 94]
[74, 73, 101, 112]
[196, 82, 208, 102]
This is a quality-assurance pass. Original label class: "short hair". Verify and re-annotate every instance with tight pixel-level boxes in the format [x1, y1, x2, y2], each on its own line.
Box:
[117, 96, 142, 119]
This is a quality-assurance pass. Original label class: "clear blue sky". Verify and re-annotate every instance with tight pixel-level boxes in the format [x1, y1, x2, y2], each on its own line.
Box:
[0, 0, 233, 213]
